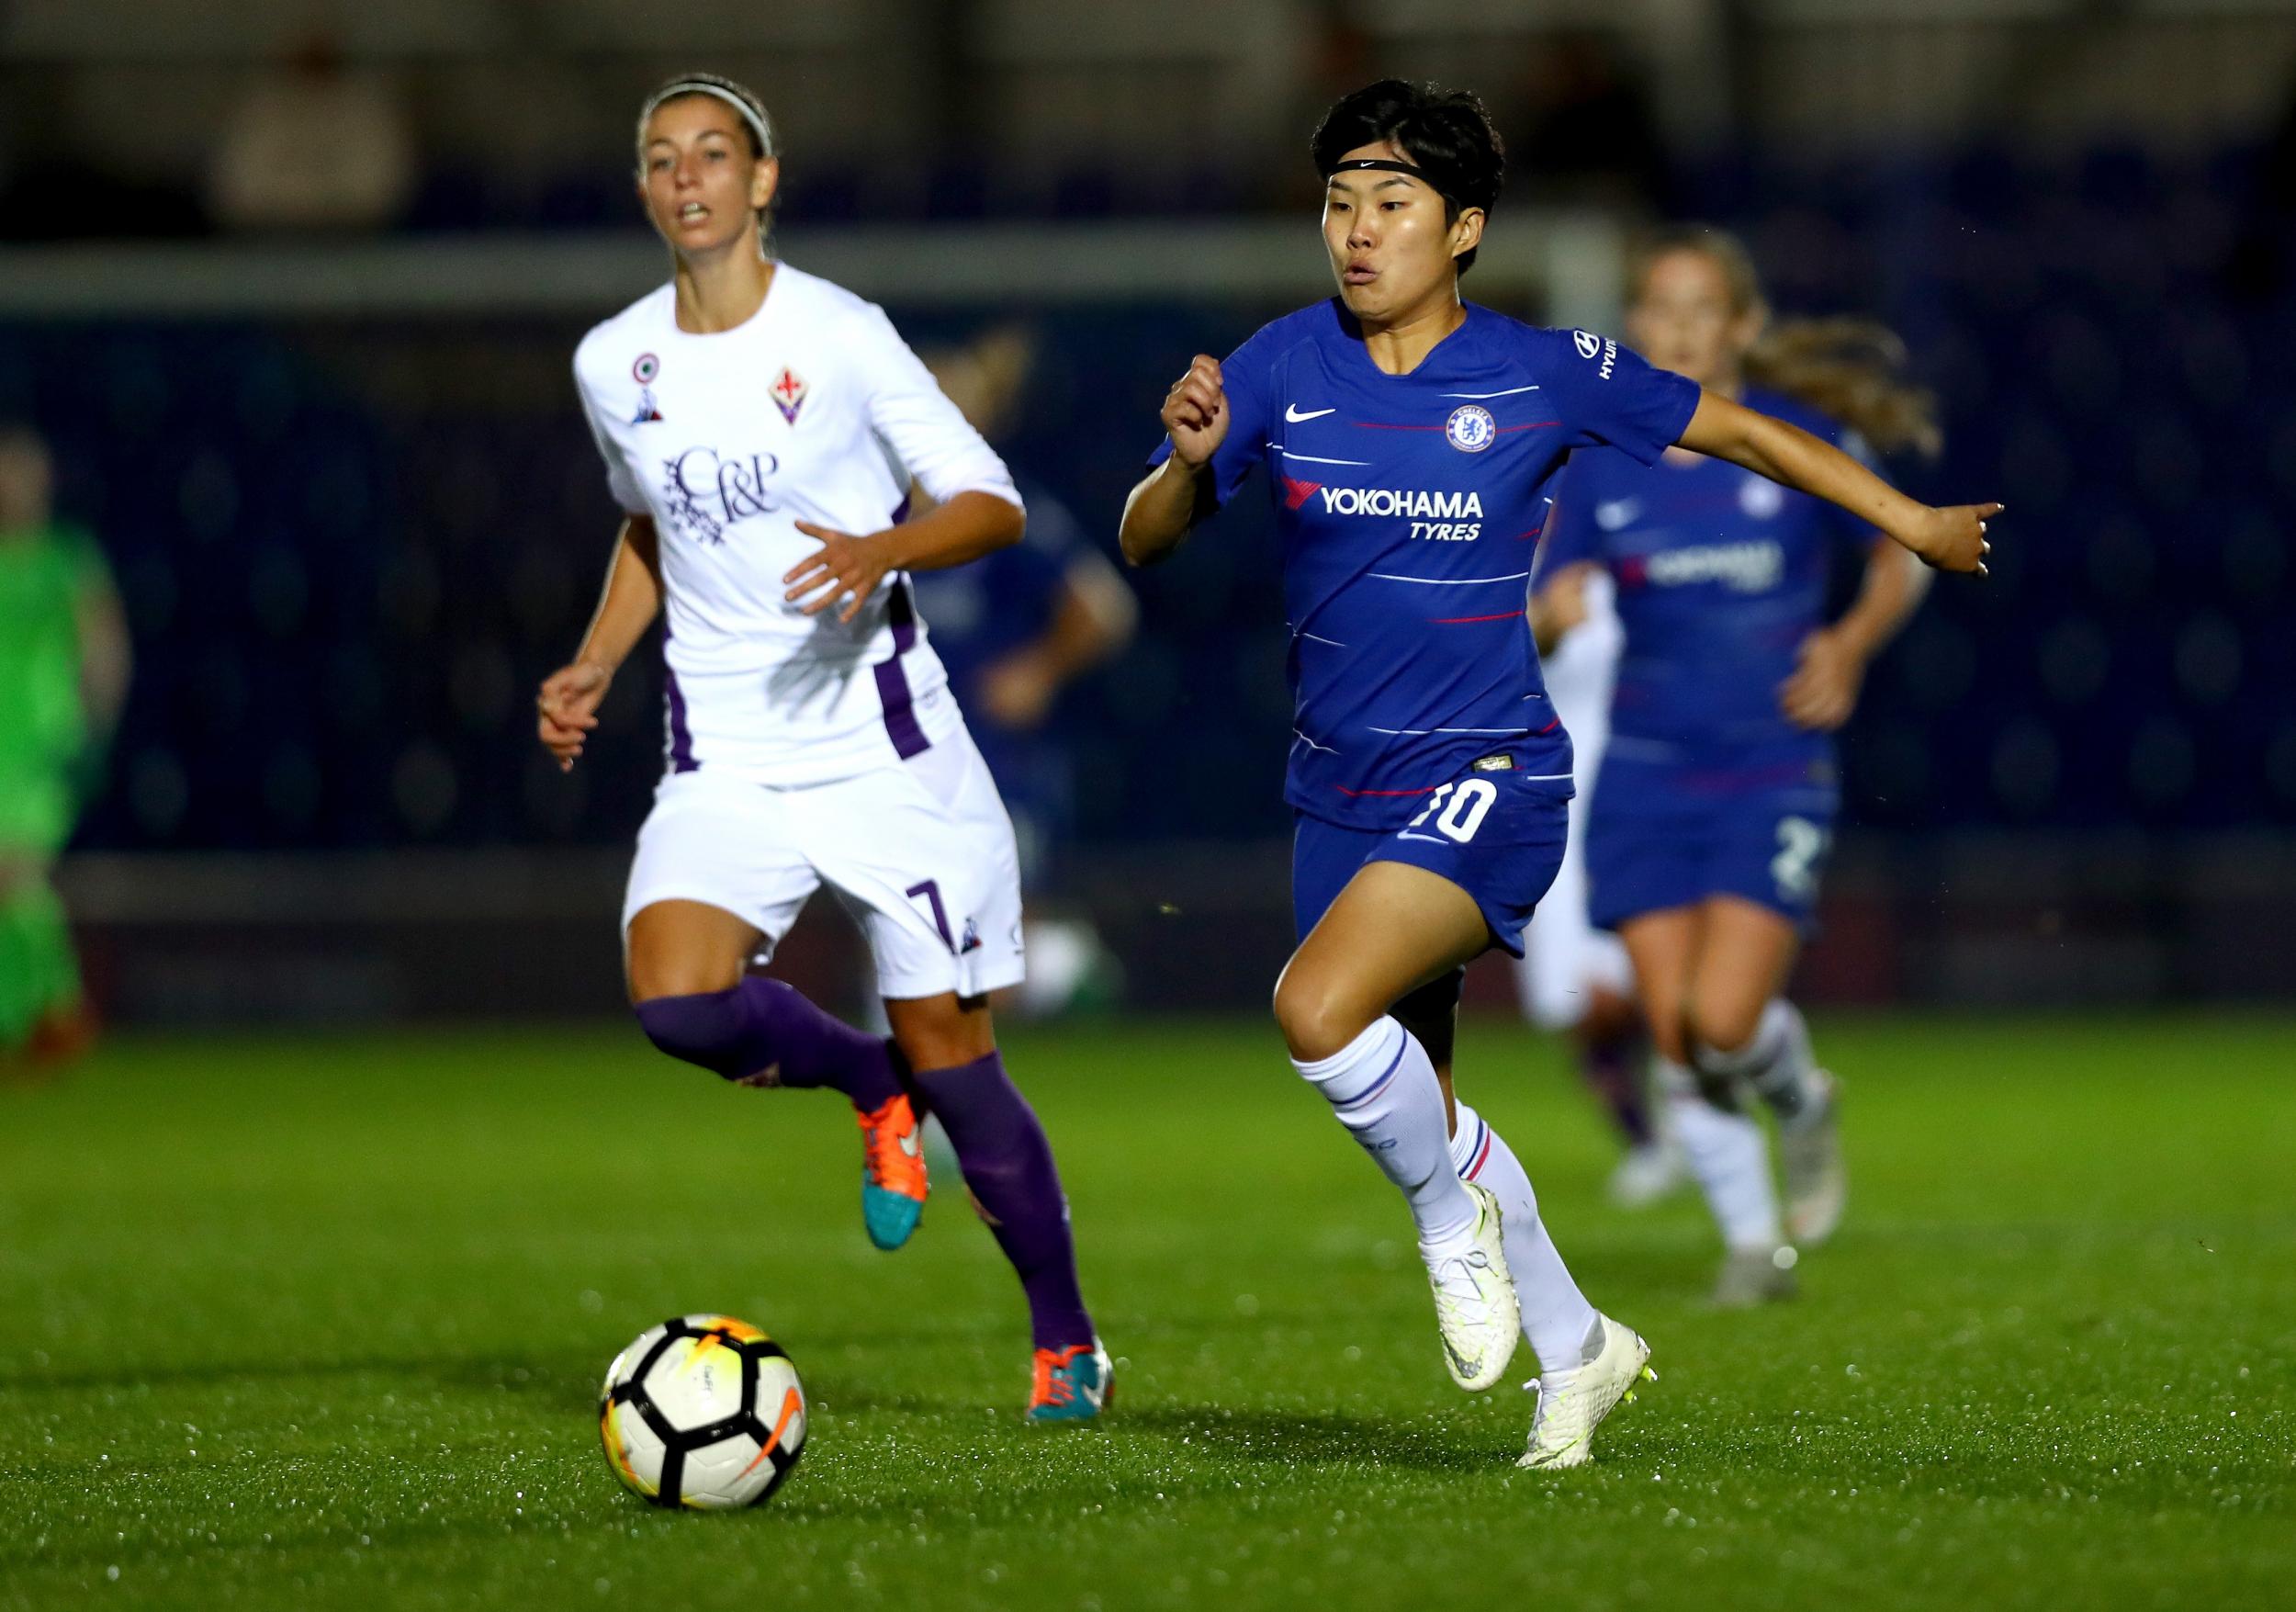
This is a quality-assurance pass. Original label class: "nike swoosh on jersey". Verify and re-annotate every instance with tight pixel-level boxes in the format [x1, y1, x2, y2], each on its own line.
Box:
[1285, 404, 1337, 423]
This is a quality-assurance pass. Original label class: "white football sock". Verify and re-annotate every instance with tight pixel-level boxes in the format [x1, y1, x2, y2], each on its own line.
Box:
[1697, 999, 1820, 1129]
[1294, 1017, 1477, 1251]
[1449, 1101, 1600, 1373]
[1657, 1056, 1784, 1252]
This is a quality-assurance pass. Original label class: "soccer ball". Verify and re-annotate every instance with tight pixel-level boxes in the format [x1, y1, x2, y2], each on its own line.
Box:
[598, 1314, 807, 1509]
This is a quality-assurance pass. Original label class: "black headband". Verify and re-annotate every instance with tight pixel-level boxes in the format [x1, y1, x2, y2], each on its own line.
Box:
[1323, 155, 1485, 212]
[1325, 157, 1430, 182]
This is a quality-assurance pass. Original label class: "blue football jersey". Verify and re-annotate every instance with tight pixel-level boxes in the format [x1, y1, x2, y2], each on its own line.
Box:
[1150, 300, 1700, 829]
[909, 473, 1078, 701]
[1537, 386, 1883, 755]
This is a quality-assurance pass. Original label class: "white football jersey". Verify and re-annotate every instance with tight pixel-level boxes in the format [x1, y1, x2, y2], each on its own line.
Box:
[574, 265, 1021, 784]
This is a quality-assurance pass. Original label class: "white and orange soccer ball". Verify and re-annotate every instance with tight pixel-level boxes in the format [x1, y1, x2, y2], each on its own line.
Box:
[598, 1314, 807, 1509]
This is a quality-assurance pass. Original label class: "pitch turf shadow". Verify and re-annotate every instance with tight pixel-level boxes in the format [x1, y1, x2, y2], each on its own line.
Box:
[1113, 1403, 1507, 1474]
[780, 1379, 1514, 1476]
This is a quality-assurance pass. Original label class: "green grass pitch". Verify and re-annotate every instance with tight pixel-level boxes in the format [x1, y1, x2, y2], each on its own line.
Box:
[2, 1013, 2290, 1610]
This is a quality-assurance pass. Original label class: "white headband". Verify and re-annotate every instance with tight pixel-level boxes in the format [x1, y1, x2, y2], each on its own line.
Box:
[640, 81, 775, 160]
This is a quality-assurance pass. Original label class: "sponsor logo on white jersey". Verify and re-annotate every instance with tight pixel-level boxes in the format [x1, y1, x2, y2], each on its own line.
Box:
[1642, 539, 1784, 592]
[658, 445, 783, 545]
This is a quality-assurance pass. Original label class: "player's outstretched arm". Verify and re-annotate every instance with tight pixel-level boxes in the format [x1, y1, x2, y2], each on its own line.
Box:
[536, 515, 663, 772]
[1120, 355, 1228, 568]
[1677, 391, 1998, 576]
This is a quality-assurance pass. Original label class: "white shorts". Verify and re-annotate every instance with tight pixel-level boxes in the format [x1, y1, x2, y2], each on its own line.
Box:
[1514, 795, 1634, 1030]
[1515, 589, 1632, 1031]
[623, 724, 1026, 1000]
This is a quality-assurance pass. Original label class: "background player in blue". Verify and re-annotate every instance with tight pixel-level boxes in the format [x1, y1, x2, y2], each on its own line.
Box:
[913, 326, 1136, 1015]
[1119, 81, 1995, 1469]
[1531, 227, 1945, 1306]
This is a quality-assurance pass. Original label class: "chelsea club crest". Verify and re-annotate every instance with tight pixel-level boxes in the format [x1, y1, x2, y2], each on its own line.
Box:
[1445, 404, 1496, 453]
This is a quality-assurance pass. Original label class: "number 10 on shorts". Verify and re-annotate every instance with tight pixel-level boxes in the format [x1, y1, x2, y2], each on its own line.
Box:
[1406, 779, 1497, 844]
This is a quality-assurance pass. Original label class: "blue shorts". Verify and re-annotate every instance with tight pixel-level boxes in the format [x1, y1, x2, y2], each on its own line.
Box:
[1584, 745, 1840, 931]
[1293, 767, 1571, 958]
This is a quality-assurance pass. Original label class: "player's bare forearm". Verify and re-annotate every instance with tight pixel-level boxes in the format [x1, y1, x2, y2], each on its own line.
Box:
[1678, 391, 1997, 574]
[1527, 587, 1570, 658]
[1681, 394, 1921, 539]
[575, 516, 664, 673]
[876, 490, 1024, 574]
[1119, 455, 1210, 568]
[1037, 578, 1133, 682]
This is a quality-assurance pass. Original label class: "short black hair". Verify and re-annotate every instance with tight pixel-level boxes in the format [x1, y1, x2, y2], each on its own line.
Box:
[1311, 80, 1505, 275]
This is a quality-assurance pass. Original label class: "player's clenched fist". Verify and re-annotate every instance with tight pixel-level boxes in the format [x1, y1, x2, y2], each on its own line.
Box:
[1894, 501, 2001, 577]
[1161, 355, 1229, 468]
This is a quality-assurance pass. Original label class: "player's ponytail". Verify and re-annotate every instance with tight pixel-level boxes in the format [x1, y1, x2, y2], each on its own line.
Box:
[1631, 227, 1942, 459]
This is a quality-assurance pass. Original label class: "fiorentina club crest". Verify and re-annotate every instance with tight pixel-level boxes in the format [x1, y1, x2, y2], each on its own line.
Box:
[770, 366, 808, 424]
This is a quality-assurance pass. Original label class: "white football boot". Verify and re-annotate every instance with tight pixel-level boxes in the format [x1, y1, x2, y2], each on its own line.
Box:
[1606, 1138, 1690, 1209]
[1517, 1313, 1655, 1471]
[1712, 1241, 1800, 1308]
[1781, 1070, 1846, 1246]
[1424, 1180, 1520, 1392]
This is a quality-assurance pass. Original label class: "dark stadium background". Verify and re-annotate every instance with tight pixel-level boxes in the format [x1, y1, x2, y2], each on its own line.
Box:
[5, 3, 2293, 1020]
[6, 11, 2296, 1612]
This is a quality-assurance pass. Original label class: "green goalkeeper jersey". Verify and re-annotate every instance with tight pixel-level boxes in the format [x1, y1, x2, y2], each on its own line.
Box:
[0, 522, 107, 849]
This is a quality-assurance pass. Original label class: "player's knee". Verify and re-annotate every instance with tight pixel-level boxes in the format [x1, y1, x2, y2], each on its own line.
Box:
[633, 986, 747, 1075]
[885, 992, 994, 1074]
[1686, 992, 1763, 1062]
[625, 945, 745, 1006]
[1272, 969, 1370, 1064]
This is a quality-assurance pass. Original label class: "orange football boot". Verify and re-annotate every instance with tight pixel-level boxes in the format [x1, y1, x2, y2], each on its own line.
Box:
[857, 1092, 929, 1250]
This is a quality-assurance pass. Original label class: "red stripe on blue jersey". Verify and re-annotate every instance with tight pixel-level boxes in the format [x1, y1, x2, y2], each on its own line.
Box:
[1150, 299, 1698, 829]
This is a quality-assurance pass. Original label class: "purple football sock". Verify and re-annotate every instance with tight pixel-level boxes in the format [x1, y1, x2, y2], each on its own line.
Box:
[906, 1050, 1095, 1352]
[635, 977, 903, 1111]
[1581, 1029, 1655, 1148]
